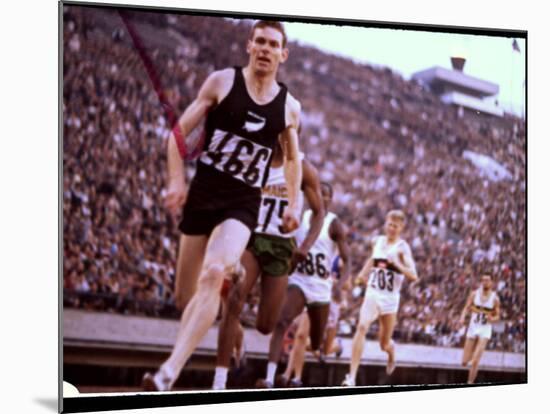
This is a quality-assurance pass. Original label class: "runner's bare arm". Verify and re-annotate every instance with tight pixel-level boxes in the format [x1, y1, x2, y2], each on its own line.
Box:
[279, 94, 302, 232]
[490, 296, 501, 322]
[165, 70, 229, 216]
[330, 218, 351, 301]
[296, 159, 325, 256]
[393, 245, 418, 282]
[356, 257, 374, 285]
[331, 219, 351, 283]
[460, 291, 475, 325]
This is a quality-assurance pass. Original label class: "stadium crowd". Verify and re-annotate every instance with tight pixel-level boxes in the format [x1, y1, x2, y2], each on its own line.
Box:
[62, 6, 526, 353]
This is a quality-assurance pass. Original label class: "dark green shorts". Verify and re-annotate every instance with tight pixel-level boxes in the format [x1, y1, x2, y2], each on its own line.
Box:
[248, 233, 296, 277]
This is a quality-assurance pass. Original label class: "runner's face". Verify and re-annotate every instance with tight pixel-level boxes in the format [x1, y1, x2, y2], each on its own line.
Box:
[384, 218, 403, 239]
[481, 275, 492, 290]
[247, 27, 288, 75]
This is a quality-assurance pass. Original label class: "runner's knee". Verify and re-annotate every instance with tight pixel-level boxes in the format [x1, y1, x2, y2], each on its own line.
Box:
[256, 319, 275, 335]
[380, 340, 392, 352]
[199, 263, 226, 290]
[472, 352, 483, 365]
[355, 323, 368, 337]
[295, 329, 308, 344]
[274, 314, 293, 334]
[257, 308, 281, 334]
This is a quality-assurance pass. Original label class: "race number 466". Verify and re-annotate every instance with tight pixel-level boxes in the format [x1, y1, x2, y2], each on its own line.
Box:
[201, 130, 271, 187]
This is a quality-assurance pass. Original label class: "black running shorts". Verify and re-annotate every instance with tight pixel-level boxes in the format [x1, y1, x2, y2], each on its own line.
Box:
[179, 203, 258, 236]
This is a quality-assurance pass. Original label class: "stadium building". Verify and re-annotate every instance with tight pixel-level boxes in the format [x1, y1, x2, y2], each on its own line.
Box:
[412, 57, 504, 117]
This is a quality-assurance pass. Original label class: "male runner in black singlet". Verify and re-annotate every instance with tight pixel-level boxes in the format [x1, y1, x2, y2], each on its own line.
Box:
[143, 20, 302, 391]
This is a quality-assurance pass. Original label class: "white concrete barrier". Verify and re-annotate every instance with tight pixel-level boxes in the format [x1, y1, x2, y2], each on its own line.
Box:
[63, 309, 525, 372]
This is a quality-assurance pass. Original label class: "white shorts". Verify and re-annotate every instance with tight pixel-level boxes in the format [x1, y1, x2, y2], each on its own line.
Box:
[359, 289, 400, 324]
[288, 273, 331, 306]
[466, 322, 492, 340]
[327, 301, 340, 328]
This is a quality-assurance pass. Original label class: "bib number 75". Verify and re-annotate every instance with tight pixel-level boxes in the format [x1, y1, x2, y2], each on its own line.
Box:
[260, 197, 288, 233]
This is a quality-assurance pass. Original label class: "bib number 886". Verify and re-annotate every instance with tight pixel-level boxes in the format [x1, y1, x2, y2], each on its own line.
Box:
[296, 253, 327, 278]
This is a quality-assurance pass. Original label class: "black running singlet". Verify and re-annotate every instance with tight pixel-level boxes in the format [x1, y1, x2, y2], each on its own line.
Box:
[186, 67, 288, 211]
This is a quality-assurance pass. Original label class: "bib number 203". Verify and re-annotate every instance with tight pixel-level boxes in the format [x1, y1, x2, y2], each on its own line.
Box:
[370, 269, 394, 292]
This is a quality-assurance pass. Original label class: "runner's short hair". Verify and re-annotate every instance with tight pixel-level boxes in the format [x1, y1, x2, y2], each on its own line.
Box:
[249, 20, 287, 48]
[386, 209, 406, 224]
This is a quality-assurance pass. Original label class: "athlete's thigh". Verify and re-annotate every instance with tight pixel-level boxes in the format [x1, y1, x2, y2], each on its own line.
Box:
[257, 274, 289, 326]
[462, 337, 477, 362]
[174, 233, 209, 308]
[279, 286, 307, 325]
[358, 294, 379, 328]
[378, 312, 397, 344]
[240, 248, 262, 289]
[307, 304, 330, 348]
[472, 337, 489, 361]
[203, 219, 252, 269]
